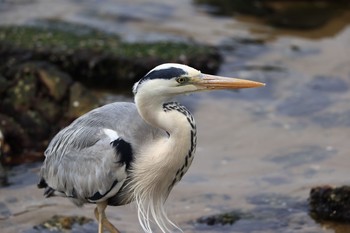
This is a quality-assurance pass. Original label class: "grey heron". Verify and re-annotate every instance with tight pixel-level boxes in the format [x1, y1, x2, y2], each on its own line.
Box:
[38, 63, 264, 233]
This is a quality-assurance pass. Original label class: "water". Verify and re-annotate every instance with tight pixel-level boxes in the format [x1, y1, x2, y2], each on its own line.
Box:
[1, 0, 350, 232]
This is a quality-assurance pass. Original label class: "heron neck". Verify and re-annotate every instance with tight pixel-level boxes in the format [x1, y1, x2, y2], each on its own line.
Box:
[134, 94, 197, 187]
[134, 94, 188, 134]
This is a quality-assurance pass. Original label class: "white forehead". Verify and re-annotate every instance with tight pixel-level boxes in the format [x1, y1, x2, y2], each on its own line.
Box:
[150, 63, 200, 76]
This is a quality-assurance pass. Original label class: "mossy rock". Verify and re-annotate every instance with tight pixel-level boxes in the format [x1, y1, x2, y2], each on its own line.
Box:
[197, 210, 243, 226]
[34, 215, 93, 232]
[309, 185, 350, 222]
[0, 23, 222, 89]
[0, 62, 99, 165]
[194, 0, 350, 30]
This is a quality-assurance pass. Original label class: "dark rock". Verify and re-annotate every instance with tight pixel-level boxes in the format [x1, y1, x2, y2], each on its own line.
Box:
[197, 211, 242, 226]
[66, 82, 99, 120]
[19, 110, 51, 141]
[309, 186, 350, 222]
[267, 3, 336, 30]
[0, 113, 30, 157]
[193, 0, 273, 17]
[0, 74, 10, 95]
[0, 135, 8, 186]
[0, 62, 99, 165]
[0, 165, 7, 187]
[0, 24, 222, 89]
[32, 215, 94, 232]
[35, 99, 62, 123]
[5, 66, 38, 110]
[37, 64, 73, 101]
[194, 0, 350, 30]
[0, 113, 47, 165]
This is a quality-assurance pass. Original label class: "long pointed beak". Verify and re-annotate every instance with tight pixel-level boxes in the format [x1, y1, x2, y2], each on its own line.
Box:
[194, 74, 265, 90]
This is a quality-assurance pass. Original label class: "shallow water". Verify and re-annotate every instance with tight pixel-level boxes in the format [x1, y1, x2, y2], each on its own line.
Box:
[1, 0, 350, 233]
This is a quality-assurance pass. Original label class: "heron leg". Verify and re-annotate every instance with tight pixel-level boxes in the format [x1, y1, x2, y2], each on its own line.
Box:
[95, 201, 121, 233]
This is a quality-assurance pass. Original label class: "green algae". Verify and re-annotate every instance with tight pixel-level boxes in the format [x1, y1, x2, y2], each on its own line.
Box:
[0, 25, 213, 60]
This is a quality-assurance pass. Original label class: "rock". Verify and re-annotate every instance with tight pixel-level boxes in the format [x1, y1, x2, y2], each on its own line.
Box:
[0, 62, 99, 165]
[37, 65, 73, 101]
[194, 0, 350, 30]
[66, 82, 99, 120]
[0, 74, 10, 95]
[267, 2, 336, 29]
[33, 215, 94, 232]
[0, 23, 222, 90]
[309, 185, 350, 222]
[197, 211, 242, 225]
[6, 66, 38, 111]
[35, 98, 62, 124]
[0, 130, 9, 186]
[0, 113, 30, 157]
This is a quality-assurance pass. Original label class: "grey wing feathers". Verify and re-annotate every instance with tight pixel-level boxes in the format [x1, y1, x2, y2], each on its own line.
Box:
[39, 102, 164, 205]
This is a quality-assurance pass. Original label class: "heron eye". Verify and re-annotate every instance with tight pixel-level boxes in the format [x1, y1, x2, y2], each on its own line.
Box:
[176, 77, 188, 84]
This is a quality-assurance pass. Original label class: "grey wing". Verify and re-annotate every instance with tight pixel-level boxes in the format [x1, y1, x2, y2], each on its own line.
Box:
[38, 102, 165, 206]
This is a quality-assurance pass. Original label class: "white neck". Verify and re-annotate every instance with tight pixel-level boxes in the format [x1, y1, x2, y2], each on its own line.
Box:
[134, 92, 196, 178]
[129, 92, 197, 232]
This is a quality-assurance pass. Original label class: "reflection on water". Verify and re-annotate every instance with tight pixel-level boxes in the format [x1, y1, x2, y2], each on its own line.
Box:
[1, 0, 350, 232]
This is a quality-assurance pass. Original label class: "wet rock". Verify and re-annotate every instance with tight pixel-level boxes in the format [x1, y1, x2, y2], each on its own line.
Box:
[194, 0, 350, 30]
[0, 114, 30, 157]
[197, 211, 242, 225]
[0, 62, 99, 165]
[0, 130, 8, 186]
[66, 82, 99, 120]
[32, 215, 94, 232]
[267, 2, 337, 29]
[0, 162, 7, 187]
[309, 186, 350, 222]
[0, 113, 47, 165]
[0, 74, 10, 94]
[35, 99, 62, 124]
[21, 110, 51, 141]
[37, 66, 73, 101]
[0, 23, 222, 89]
[6, 67, 38, 110]
[194, 0, 272, 17]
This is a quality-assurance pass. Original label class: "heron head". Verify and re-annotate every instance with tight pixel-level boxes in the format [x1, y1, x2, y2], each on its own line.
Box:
[133, 63, 265, 98]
